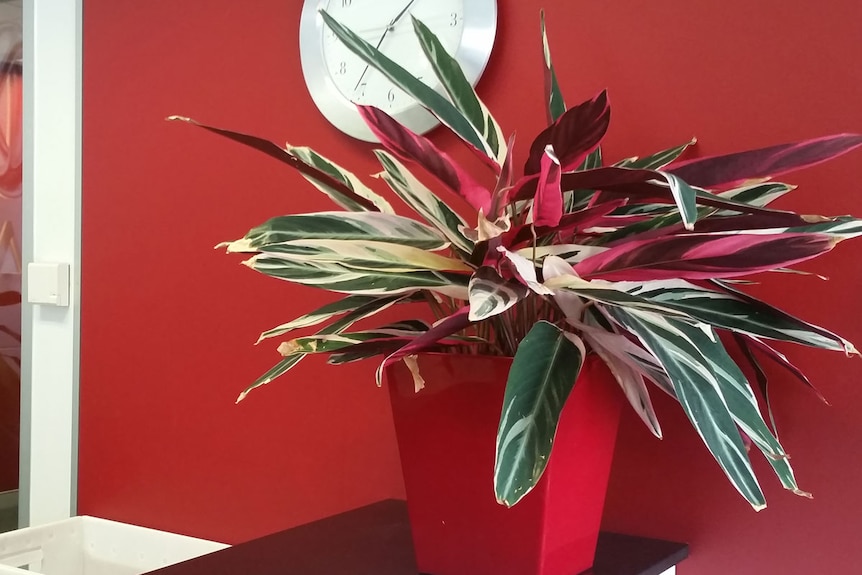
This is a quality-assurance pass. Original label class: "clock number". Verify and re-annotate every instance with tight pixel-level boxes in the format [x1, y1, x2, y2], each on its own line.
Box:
[450, 12, 460, 27]
[341, 0, 352, 6]
[336, 61, 347, 75]
[357, 82, 367, 98]
[387, 88, 395, 105]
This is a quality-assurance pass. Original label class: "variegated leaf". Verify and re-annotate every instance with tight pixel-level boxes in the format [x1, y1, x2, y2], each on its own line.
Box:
[246, 256, 469, 299]
[614, 138, 697, 171]
[359, 106, 492, 213]
[221, 211, 448, 252]
[525, 91, 611, 175]
[539, 10, 566, 124]
[412, 17, 506, 166]
[718, 182, 795, 208]
[541, 259, 694, 318]
[606, 308, 767, 509]
[612, 279, 854, 354]
[374, 150, 474, 254]
[711, 280, 856, 355]
[259, 239, 472, 273]
[494, 321, 585, 507]
[668, 133, 862, 189]
[286, 145, 394, 213]
[319, 10, 492, 165]
[257, 294, 413, 344]
[497, 247, 553, 295]
[574, 232, 837, 281]
[166, 116, 379, 211]
[532, 145, 563, 227]
[375, 307, 473, 386]
[468, 267, 530, 321]
[515, 244, 608, 265]
[237, 293, 407, 401]
[584, 306, 676, 398]
[588, 336, 662, 439]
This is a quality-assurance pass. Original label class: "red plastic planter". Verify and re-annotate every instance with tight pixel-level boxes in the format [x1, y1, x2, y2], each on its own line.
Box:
[386, 353, 622, 575]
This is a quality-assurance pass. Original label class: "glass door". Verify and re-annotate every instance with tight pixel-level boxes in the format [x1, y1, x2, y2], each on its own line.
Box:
[0, 0, 22, 533]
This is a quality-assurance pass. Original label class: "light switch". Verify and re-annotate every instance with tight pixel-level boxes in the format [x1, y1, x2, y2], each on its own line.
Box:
[27, 262, 70, 306]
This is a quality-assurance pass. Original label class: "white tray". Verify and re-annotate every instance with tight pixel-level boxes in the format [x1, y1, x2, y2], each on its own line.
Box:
[0, 516, 227, 575]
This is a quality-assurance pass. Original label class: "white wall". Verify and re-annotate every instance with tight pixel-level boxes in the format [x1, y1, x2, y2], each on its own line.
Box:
[19, 0, 82, 526]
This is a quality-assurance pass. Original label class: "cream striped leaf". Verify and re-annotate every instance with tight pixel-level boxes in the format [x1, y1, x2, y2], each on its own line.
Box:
[606, 308, 768, 509]
[319, 10, 489, 158]
[622, 279, 856, 354]
[258, 239, 472, 273]
[256, 293, 419, 344]
[286, 145, 394, 213]
[614, 137, 697, 170]
[374, 150, 474, 254]
[237, 295, 411, 402]
[718, 182, 795, 208]
[412, 17, 507, 166]
[220, 211, 448, 252]
[539, 10, 566, 124]
[246, 256, 469, 299]
[494, 321, 585, 507]
[468, 267, 530, 321]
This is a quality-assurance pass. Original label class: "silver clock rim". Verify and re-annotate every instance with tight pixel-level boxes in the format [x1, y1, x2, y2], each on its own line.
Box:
[299, 0, 498, 142]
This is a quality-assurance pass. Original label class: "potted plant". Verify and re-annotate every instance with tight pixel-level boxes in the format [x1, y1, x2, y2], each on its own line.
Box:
[171, 9, 862, 575]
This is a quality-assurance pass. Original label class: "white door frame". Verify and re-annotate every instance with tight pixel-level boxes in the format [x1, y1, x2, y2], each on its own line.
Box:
[19, 0, 82, 526]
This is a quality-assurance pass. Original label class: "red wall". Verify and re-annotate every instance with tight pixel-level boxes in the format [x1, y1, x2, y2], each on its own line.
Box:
[80, 0, 862, 571]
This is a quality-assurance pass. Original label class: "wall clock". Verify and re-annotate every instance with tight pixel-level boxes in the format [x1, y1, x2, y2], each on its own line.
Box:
[299, 0, 497, 142]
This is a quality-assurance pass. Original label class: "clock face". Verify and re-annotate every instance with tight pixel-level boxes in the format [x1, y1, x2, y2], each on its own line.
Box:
[321, 0, 464, 117]
[299, 0, 497, 141]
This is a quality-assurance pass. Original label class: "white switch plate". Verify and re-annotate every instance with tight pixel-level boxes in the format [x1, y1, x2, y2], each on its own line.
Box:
[27, 262, 70, 306]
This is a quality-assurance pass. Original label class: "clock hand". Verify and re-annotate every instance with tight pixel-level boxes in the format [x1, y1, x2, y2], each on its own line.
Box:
[388, 0, 419, 30]
[352, 0, 421, 94]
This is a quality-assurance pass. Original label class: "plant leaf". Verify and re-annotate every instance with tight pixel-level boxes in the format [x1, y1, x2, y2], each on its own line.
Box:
[222, 211, 448, 252]
[374, 150, 474, 254]
[711, 280, 856, 355]
[539, 10, 566, 124]
[319, 10, 492, 162]
[668, 133, 862, 189]
[494, 321, 586, 507]
[532, 146, 563, 227]
[588, 336, 662, 439]
[620, 279, 856, 353]
[257, 293, 418, 344]
[258, 239, 472, 273]
[375, 307, 473, 386]
[525, 91, 611, 174]
[246, 256, 469, 299]
[718, 182, 795, 208]
[411, 17, 506, 166]
[359, 106, 491, 213]
[607, 308, 767, 509]
[574, 232, 837, 281]
[285, 145, 394, 213]
[237, 293, 409, 401]
[468, 267, 531, 321]
[615, 138, 697, 170]
[166, 116, 380, 212]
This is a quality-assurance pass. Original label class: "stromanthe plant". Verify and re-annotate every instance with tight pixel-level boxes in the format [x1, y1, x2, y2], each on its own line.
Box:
[170, 10, 862, 510]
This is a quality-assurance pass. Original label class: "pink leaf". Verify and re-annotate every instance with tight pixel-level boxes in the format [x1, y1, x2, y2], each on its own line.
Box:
[668, 134, 862, 189]
[524, 90, 610, 174]
[532, 146, 563, 227]
[358, 106, 491, 213]
[167, 116, 379, 211]
[374, 307, 472, 386]
[574, 233, 837, 281]
[488, 133, 518, 219]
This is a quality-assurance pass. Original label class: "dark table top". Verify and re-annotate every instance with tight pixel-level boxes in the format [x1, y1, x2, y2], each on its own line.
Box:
[146, 500, 688, 575]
